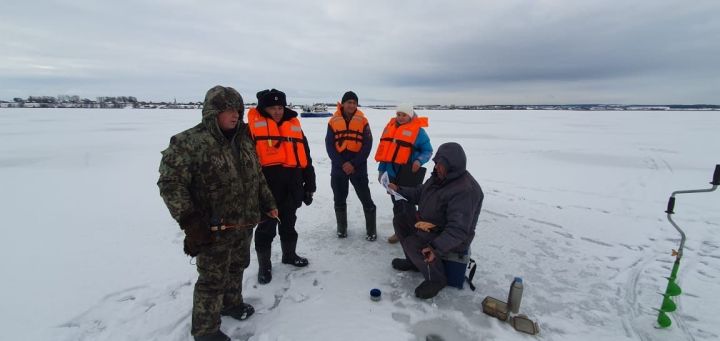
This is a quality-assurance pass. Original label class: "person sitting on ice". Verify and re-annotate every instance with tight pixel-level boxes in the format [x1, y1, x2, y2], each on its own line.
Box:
[387, 142, 483, 299]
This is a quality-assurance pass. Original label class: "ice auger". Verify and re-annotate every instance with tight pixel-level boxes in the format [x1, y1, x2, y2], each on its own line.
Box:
[656, 164, 719, 328]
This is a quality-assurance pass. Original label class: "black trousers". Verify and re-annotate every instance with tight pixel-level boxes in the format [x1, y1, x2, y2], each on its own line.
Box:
[331, 173, 376, 211]
[254, 194, 299, 253]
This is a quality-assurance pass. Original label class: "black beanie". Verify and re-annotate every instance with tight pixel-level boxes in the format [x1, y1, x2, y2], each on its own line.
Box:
[256, 89, 287, 109]
[341, 91, 358, 103]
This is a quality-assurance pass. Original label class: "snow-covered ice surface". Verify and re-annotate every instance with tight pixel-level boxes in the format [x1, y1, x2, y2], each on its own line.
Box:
[1, 108, 718, 341]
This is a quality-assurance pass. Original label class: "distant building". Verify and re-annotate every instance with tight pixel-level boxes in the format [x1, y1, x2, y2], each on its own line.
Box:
[57, 95, 80, 103]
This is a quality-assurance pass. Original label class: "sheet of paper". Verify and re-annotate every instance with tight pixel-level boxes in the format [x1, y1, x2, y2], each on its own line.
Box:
[380, 172, 407, 201]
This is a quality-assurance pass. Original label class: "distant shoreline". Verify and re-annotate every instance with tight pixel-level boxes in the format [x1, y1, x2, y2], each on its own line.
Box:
[1, 103, 718, 111]
[3, 95, 718, 111]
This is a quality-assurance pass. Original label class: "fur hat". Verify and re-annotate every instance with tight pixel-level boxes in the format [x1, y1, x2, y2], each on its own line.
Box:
[256, 89, 287, 109]
[341, 91, 358, 103]
[395, 103, 415, 117]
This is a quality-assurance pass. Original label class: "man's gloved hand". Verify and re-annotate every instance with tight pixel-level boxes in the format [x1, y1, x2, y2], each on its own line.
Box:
[180, 211, 212, 257]
[303, 191, 314, 206]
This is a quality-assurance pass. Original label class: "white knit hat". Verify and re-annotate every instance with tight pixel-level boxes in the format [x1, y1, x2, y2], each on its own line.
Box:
[395, 103, 415, 117]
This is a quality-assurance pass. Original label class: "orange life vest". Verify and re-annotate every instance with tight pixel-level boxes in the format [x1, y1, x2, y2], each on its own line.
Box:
[374, 116, 429, 165]
[328, 103, 368, 153]
[247, 108, 308, 168]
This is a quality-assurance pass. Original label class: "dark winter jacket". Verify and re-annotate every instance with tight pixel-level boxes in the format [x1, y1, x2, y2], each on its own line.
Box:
[397, 142, 483, 257]
[324, 111, 373, 177]
[256, 107, 316, 208]
[158, 86, 276, 227]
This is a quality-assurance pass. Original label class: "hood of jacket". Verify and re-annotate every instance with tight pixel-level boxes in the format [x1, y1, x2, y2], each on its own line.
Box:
[201, 85, 245, 141]
[432, 142, 467, 181]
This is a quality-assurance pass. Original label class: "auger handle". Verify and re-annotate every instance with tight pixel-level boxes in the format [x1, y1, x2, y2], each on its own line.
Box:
[712, 164, 720, 186]
[665, 197, 675, 214]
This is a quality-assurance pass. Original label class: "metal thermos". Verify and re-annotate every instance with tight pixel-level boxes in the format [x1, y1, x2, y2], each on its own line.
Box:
[508, 277, 524, 314]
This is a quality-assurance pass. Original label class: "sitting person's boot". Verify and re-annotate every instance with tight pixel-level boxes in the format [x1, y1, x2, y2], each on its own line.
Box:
[391, 258, 419, 271]
[221, 302, 255, 321]
[415, 280, 445, 299]
[281, 240, 309, 267]
[257, 249, 272, 284]
[194, 330, 230, 341]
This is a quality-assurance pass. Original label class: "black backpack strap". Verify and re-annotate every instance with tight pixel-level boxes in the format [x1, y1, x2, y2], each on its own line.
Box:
[465, 258, 477, 291]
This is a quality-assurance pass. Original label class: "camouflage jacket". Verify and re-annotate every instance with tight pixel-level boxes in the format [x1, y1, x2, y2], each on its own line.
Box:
[158, 87, 276, 228]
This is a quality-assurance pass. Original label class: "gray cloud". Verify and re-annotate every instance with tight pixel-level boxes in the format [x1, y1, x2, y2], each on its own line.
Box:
[1, 0, 718, 104]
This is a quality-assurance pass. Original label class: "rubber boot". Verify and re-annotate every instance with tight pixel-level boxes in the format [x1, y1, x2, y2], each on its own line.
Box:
[220, 303, 255, 321]
[364, 206, 376, 241]
[257, 249, 272, 284]
[281, 239, 309, 267]
[392, 258, 419, 271]
[415, 280, 445, 299]
[335, 206, 348, 238]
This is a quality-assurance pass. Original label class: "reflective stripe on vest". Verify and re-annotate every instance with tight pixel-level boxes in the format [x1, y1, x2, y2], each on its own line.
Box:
[247, 108, 308, 168]
[328, 106, 367, 153]
[374, 116, 428, 165]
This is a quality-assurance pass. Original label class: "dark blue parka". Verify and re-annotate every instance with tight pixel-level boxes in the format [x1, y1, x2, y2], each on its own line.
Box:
[324, 111, 373, 177]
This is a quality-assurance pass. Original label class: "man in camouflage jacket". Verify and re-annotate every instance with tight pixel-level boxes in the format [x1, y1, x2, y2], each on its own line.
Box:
[158, 85, 277, 341]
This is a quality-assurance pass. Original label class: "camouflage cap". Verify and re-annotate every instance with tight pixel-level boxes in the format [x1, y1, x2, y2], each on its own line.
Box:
[202, 86, 244, 119]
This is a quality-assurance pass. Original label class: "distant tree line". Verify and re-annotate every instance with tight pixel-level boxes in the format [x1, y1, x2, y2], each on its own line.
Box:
[2, 96, 718, 111]
[11, 95, 137, 104]
[3, 95, 202, 109]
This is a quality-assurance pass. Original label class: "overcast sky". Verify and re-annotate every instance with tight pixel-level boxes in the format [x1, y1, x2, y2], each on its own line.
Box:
[1, 0, 718, 104]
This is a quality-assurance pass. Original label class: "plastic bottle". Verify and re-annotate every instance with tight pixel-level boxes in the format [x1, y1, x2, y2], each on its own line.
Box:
[507, 277, 524, 314]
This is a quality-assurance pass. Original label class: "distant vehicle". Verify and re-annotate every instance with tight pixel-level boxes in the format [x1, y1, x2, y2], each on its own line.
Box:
[300, 103, 332, 118]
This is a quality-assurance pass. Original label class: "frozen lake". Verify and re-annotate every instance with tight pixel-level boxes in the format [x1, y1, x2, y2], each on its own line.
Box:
[0, 108, 718, 340]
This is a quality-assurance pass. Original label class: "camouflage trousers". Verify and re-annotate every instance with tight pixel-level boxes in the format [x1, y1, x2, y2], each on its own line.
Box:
[192, 228, 253, 336]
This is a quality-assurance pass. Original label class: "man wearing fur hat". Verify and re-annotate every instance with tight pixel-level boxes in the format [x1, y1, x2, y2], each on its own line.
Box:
[158, 85, 278, 341]
[388, 142, 483, 299]
[325, 91, 377, 240]
[247, 89, 316, 285]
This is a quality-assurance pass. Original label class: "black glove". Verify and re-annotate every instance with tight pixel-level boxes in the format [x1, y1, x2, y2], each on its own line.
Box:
[179, 211, 212, 257]
[303, 191, 314, 206]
